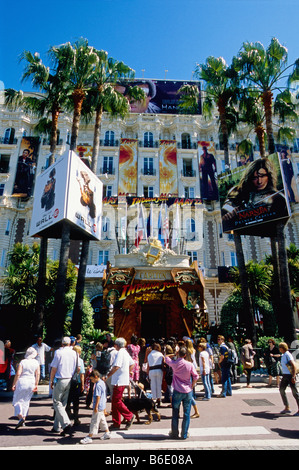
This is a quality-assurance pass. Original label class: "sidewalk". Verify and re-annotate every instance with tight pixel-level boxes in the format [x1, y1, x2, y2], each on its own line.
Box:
[1, 378, 299, 451]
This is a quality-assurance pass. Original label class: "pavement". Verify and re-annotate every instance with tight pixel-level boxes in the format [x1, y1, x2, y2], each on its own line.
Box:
[1, 376, 299, 454]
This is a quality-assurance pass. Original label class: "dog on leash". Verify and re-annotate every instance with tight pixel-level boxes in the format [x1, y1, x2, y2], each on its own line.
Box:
[123, 382, 161, 425]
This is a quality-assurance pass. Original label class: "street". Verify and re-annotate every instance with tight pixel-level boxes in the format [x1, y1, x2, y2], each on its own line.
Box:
[1, 378, 299, 453]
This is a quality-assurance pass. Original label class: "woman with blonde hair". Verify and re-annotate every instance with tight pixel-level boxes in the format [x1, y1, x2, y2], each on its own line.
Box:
[185, 339, 199, 418]
[278, 342, 299, 415]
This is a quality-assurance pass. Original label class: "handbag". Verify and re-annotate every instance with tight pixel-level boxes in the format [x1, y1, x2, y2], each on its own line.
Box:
[245, 359, 254, 369]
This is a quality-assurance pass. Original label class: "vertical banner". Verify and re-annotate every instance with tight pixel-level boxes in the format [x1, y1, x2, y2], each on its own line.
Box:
[13, 136, 40, 197]
[278, 146, 299, 203]
[159, 140, 178, 195]
[118, 138, 138, 195]
[77, 144, 93, 169]
[198, 141, 218, 201]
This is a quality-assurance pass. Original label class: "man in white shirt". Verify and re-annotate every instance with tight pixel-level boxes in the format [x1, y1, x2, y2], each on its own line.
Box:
[32, 336, 51, 382]
[106, 337, 135, 430]
[50, 337, 77, 435]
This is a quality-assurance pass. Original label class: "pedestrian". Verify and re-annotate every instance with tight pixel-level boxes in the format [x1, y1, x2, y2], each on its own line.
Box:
[198, 342, 212, 400]
[49, 336, 77, 436]
[2, 340, 15, 391]
[12, 347, 40, 429]
[106, 337, 135, 431]
[80, 370, 111, 444]
[127, 334, 140, 383]
[264, 339, 281, 387]
[147, 342, 164, 406]
[227, 336, 238, 384]
[217, 335, 232, 398]
[185, 339, 200, 417]
[165, 346, 199, 440]
[101, 339, 117, 402]
[32, 336, 52, 383]
[66, 345, 85, 426]
[199, 337, 215, 394]
[278, 342, 299, 415]
[240, 339, 256, 388]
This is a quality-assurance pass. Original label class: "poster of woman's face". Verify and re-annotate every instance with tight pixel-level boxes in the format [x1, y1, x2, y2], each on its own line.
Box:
[218, 153, 290, 236]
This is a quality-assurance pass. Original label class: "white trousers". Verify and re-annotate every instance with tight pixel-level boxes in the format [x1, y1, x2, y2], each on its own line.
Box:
[149, 369, 163, 399]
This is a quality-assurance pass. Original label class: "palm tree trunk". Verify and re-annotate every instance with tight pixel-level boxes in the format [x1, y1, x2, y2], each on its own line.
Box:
[71, 104, 103, 335]
[262, 90, 275, 155]
[70, 92, 85, 151]
[218, 103, 230, 167]
[47, 222, 71, 344]
[276, 221, 296, 345]
[255, 124, 266, 158]
[233, 231, 256, 346]
[49, 109, 59, 165]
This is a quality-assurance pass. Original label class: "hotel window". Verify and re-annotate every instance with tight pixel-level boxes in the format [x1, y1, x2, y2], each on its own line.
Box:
[5, 220, 10, 235]
[183, 159, 194, 177]
[102, 217, 111, 239]
[0, 248, 7, 267]
[0, 184, 5, 196]
[0, 154, 9, 174]
[144, 132, 153, 148]
[98, 250, 109, 265]
[187, 251, 198, 262]
[230, 251, 238, 266]
[184, 186, 195, 198]
[143, 186, 154, 197]
[181, 133, 191, 149]
[143, 157, 154, 175]
[186, 218, 196, 240]
[103, 185, 113, 198]
[103, 156, 114, 174]
[3, 128, 15, 144]
[104, 131, 115, 146]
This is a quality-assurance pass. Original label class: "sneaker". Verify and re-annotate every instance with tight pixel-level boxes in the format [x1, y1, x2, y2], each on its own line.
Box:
[280, 409, 291, 414]
[168, 431, 180, 439]
[80, 436, 93, 444]
[100, 432, 111, 440]
[125, 415, 135, 430]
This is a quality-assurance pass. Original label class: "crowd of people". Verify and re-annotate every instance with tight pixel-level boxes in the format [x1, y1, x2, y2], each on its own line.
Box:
[2, 333, 299, 442]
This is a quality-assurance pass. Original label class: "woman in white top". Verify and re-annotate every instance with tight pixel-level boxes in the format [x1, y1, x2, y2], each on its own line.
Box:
[12, 347, 40, 429]
[147, 343, 164, 404]
[198, 342, 212, 400]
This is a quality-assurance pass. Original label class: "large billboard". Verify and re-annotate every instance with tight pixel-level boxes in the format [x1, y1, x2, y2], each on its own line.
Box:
[115, 79, 201, 115]
[118, 139, 138, 195]
[198, 141, 219, 201]
[12, 136, 40, 198]
[219, 154, 290, 236]
[30, 150, 103, 240]
[277, 145, 299, 204]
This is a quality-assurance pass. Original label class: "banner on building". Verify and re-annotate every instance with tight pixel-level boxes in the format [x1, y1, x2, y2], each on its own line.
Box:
[30, 150, 103, 240]
[198, 141, 219, 201]
[277, 145, 299, 204]
[118, 139, 138, 195]
[115, 79, 201, 115]
[219, 153, 290, 236]
[12, 137, 40, 198]
[159, 140, 178, 196]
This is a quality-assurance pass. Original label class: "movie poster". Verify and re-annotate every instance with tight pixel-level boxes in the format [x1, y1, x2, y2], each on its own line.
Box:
[30, 150, 103, 240]
[198, 141, 219, 201]
[159, 140, 178, 196]
[219, 153, 290, 236]
[12, 136, 40, 197]
[118, 139, 138, 195]
[115, 79, 201, 115]
[277, 146, 299, 204]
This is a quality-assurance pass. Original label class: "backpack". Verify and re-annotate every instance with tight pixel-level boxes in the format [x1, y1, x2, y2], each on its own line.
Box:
[96, 349, 111, 375]
[226, 347, 237, 365]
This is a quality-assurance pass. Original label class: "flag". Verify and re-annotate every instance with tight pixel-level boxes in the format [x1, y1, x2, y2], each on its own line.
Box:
[147, 203, 153, 238]
[158, 205, 163, 244]
[171, 203, 180, 249]
[162, 203, 169, 248]
[135, 204, 147, 247]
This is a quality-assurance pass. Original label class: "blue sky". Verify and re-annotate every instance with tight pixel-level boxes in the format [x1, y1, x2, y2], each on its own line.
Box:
[0, 0, 298, 91]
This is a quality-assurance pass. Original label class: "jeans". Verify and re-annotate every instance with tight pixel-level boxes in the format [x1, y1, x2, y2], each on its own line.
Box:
[201, 373, 212, 399]
[280, 374, 299, 409]
[221, 366, 232, 397]
[171, 390, 193, 439]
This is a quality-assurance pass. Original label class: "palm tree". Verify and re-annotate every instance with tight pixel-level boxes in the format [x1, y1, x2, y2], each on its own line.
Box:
[194, 56, 240, 167]
[233, 38, 298, 154]
[71, 50, 146, 335]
